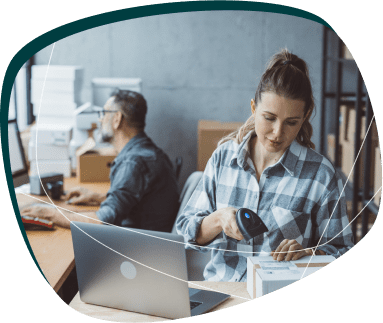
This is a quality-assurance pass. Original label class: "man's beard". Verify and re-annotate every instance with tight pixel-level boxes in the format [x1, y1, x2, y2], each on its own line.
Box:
[95, 125, 114, 144]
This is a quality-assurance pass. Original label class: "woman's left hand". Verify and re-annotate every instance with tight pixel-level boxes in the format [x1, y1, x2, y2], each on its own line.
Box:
[271, 239, 310, 261]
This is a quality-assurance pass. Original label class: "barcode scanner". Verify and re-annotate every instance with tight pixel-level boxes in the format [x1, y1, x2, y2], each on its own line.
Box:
[235, 208, 268, 242]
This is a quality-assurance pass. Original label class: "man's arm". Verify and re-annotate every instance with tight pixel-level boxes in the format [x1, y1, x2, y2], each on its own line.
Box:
[20, 204, 101, 229]
[96, 161, 147, 226]
[65, 187, 107, 206]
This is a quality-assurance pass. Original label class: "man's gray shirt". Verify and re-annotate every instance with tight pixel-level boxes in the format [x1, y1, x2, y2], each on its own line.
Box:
[97, 132, 179, 232]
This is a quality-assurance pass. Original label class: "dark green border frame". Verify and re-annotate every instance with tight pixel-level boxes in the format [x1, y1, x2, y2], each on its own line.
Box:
[0, 0, 382, 322]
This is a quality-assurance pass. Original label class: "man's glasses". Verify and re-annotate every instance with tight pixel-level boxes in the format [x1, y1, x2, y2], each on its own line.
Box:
[81, 107, 120, 119]
[96, 109, 120, 119]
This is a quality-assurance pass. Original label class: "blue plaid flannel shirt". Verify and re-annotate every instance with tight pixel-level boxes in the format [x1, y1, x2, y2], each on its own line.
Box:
[176, 131, 354, 282]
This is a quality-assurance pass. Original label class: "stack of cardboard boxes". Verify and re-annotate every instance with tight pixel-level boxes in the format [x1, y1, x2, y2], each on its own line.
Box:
[29, 65, 84, 177]
[342, 43, 354, 60]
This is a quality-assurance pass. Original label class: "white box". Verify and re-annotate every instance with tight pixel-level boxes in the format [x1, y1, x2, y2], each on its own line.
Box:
[252, 265, 321, 299]
[30, 159, 72, 178]
[34, 116, 74, 126]
[31, 90, 82, 105]
[31, 78, 83, 93]
[33, 100, 78, 117]
[31, 124, 72, 146]
[247, 256, 335, 299]
[28, 141, 70, 161]
[32, 65, 83, 81]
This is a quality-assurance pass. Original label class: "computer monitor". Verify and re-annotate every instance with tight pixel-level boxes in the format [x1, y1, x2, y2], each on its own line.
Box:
[8, 120, 29, 188]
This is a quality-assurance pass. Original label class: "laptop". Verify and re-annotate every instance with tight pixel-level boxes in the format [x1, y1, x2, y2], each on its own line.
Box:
[70, 222, 230, 319]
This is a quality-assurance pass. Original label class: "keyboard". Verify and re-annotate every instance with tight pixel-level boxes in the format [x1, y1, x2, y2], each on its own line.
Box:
[190, 300, 202, 310]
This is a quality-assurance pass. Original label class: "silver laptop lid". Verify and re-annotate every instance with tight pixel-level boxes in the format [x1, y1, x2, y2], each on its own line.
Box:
[71, 222, 191, 319]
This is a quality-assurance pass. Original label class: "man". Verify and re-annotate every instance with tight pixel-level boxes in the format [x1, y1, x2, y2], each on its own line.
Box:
[21, 90, 180, 232]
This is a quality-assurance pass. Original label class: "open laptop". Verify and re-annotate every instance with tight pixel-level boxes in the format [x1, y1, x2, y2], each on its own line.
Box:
[70, 222, 230, 319]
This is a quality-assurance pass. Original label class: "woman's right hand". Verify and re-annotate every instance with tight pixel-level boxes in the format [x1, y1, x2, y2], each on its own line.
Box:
[219, 207, 244, 241]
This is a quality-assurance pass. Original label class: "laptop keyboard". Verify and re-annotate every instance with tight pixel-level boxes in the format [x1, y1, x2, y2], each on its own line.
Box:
[190, 300, 203, 310]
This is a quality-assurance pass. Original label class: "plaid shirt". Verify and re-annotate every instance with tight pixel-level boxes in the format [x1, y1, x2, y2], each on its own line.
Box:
[176, 131, 354, 282]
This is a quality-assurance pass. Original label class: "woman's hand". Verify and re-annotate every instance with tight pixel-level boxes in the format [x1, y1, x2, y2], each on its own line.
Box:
[196, 207, 244, 245]
[271, 239, 311, 261]
[219, 207, 244, 241]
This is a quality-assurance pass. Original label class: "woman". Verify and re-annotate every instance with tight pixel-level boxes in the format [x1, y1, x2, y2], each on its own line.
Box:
[176, 49, 354, 282]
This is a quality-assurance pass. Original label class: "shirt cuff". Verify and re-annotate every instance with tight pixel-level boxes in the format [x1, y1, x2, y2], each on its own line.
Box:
[96, 205, 115, 224]
[183, 211, 210, 253]
[316, 245, 342, 258]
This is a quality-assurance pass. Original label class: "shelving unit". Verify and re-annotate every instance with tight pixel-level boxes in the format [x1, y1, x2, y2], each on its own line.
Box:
[320, 26, 379, 242]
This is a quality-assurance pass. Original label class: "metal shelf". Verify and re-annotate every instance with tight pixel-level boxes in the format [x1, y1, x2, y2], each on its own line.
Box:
[326, 56, 357, 64]
[362, 199, 380, 215]
[321, 26, 379, 242]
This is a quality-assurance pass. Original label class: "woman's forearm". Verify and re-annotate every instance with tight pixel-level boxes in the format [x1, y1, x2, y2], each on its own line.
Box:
[196, 210, 223, 245]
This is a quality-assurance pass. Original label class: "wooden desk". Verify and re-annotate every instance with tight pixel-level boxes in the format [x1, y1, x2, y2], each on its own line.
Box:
[16, 177, 110, 292]
[69, 282, 250, 321]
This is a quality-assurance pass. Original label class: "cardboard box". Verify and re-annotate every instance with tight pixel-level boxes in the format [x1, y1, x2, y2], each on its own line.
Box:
[340, 104, 378, 144]
[76, 137, 117, 182]
[340, 140, 375, 189]
[327, 133, 342, 164]
[342, 44, 354, 60]
[197, 120, 243, 171]
[339, 105, 347, 145]
[374, 147, 382, 206]
[247, 256, 335, 299]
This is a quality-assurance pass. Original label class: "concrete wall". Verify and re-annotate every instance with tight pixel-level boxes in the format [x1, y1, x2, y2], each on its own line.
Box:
[34, 11, 323, 187]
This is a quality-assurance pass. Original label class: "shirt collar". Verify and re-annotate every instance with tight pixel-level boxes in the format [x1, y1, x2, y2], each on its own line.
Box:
[229, 131, 303, 176]
[279, 140, 302, 176]
[229, 131, 254, 169]
[115, 131, 148, 162]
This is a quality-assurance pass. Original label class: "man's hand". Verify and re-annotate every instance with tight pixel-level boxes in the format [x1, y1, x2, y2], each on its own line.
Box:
[271, 239, 311, 261]
[65, 187, 104, 206]
[219, 207, 244, 241]
[20, 204, 70, 228]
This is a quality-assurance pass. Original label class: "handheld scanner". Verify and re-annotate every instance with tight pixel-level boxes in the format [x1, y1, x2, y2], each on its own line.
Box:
[235, 208, 268, 242]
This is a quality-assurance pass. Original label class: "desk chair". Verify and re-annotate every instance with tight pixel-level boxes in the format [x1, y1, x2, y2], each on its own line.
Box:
[172, 171, 211, 281]
[174, 156, 182, 181]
